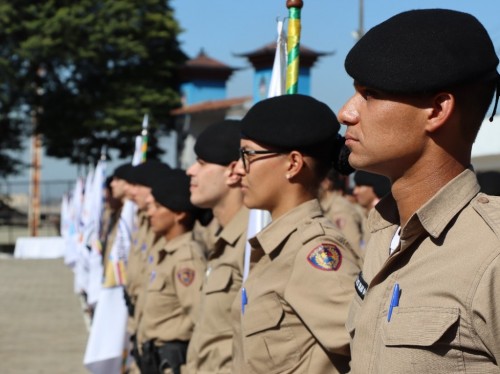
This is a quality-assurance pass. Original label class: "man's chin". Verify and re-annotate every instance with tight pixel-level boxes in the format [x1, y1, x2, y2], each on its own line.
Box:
[190, 197, 211, 210]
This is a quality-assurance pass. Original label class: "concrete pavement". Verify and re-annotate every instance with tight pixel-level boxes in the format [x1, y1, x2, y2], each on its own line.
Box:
[0, 257, 89, 374]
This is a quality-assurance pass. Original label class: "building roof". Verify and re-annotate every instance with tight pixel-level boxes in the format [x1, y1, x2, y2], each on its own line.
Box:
[179, 49, 239, 81]
[170, 96, 252, 115]
[235, 42, 334, 69]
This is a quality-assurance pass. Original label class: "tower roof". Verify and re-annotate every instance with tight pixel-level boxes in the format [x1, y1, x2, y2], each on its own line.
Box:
[179, 49, 239, 82]
[235, 42, 333, 69]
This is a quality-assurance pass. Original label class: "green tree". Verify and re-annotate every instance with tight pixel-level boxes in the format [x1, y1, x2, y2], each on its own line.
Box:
[0, 0, 186, 172]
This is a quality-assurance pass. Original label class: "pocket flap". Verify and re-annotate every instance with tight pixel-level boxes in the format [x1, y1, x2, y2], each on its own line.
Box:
[382, 307, 459, 347]
[243, 293, 284, 337]
[204, 266, 232, 294]
[148, 275, 166, 292]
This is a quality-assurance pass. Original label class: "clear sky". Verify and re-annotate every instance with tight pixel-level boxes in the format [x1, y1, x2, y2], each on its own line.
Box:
[171, 0, 500, 113]
[6, 0, 500, 186]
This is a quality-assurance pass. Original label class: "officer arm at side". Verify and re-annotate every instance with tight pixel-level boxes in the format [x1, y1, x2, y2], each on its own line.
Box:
[285, 239, 360, 356]
[174, 251, 206, 323]
[472, 253, 500, 363]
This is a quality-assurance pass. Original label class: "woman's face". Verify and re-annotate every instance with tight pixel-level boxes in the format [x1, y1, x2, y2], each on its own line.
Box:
[147, 200, 176, 236]
[234, 139, 288, 212]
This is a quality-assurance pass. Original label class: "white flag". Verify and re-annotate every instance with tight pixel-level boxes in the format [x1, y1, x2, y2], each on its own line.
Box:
[267, 19, 287, 98]
[87, 159, 107, 307]
[60, 193, 70, 238]
[84, 136, 142, 374]
[241, 19, 286, 314]
[83, 287, 129, 373]
[64, 178, 83, 269]
[74, 168, 94, 295]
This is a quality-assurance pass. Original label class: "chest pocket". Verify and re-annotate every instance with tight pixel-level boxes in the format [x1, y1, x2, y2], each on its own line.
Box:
[204, 266, 232, 294]
[379, 307, 463, 373]
[148, 275, 166, 293]
[242, 293, 299, 373]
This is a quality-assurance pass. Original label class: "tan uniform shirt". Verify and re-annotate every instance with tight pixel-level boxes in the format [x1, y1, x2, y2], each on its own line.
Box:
[232, 200, 360, 374]
[135, 236, 167, 338]
[347, 169, 500, 373]
[321, 192, 365, 263]
[185, 207, 249, 374]
[138, 231, 206, 345]
[127, 212, 153, 305]
[193, 218, 219, 258]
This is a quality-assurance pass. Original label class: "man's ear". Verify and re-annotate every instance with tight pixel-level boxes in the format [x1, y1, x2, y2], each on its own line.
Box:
[426, 92, 455, 133]
[226, 160, 241, 186]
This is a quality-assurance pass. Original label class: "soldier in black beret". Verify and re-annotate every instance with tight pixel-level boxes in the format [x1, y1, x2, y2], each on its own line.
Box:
[113, 162, 134, 180]
[339, 9, 500, 373]
[123, 159, 172, 361]
[103, 163, 134, 275]
[231, 94, 361, 373]
[138, 168, 206, 374]
[128, 160, 171, 186]
[110, 162, 133, 202]
[194, 119, 241, 166]
[185, 119, 249, 374]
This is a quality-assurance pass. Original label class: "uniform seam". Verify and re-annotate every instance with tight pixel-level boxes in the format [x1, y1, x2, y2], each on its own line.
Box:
[468, 250, 500, 354]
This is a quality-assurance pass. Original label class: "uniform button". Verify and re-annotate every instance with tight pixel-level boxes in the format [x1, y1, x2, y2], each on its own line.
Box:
[478, 196, 489, 204]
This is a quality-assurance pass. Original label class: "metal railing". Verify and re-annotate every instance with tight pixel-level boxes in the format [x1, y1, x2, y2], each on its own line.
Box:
[0, 179, 74, 248]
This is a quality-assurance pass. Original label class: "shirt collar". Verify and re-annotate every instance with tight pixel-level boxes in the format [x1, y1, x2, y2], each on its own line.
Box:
[216, 206, 249, 247]
[254, 199, 323, 255]
[164, 231, 193, 253]
[370, 169, 480, 238]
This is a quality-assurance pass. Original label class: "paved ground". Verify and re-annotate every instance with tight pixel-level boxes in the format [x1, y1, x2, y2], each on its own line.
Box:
[0, 256, 89, 374]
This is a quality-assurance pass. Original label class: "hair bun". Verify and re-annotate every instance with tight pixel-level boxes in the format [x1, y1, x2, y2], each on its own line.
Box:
[332, 136, 355, 175]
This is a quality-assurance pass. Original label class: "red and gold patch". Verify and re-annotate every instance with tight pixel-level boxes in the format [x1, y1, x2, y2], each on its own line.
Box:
[307, 243, 342, 271]
[177, 268, 195, 286]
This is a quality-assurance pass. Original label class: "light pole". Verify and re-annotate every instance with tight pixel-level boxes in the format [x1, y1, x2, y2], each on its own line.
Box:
[352, 0, 365, 42]
[29, 65, 46, 237]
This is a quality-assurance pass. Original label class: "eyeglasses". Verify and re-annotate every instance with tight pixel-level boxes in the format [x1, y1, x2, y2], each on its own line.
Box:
[239, 148, 285, 173]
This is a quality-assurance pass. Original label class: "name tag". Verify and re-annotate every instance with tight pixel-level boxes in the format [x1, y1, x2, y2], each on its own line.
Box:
[355, 271, 368, 299]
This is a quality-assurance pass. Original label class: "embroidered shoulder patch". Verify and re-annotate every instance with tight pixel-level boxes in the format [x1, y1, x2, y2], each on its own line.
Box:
[307, 243, 342, 271]
[177, 268, 195, 286]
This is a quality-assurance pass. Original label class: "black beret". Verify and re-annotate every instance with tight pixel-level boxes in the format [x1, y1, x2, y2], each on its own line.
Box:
[151, 168, 198, 212]
[129, 160, 171, 188]
[345, 9, 499, 93]
[477, 171, 500, 196]
[194, 120, 242, 166]
[241, 94, 340, 149]
[113, 163, 134, 181]
[354, 170, 391, 198]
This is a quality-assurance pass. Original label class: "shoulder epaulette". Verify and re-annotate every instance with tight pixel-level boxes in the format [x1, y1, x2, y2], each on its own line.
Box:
[175, 244, 194, 262]
[471, 193, 500, 241]
[298, 219, 325, 244]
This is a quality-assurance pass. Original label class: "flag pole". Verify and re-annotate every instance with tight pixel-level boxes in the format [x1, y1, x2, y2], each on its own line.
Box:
[141, 114, 149, 163]
[286, 0, 303, 94]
